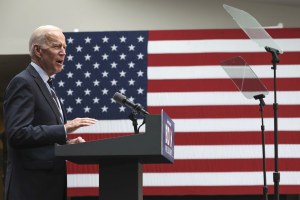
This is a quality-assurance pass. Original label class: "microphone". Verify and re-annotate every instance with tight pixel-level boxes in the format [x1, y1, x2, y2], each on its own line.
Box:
[113, 92, 149, 116]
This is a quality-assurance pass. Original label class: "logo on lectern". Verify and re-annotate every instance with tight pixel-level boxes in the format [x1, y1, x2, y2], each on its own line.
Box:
[162, 111, 175, 162]
[164, 120, 173, 156]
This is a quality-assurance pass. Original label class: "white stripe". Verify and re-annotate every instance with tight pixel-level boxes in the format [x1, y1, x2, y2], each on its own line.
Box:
[73, 117, 300, 133]
[67, 174, 98, 187]
[71, 119, 143, 134]
[143, 171, 300, 186]
[173, 118, 300, 132]
[67, 171, 300, 187]
[148, 65, 300, 79]
[147, 91, 300, 105]
[175, 144, 300, 159]
[148, 39, 300, 53]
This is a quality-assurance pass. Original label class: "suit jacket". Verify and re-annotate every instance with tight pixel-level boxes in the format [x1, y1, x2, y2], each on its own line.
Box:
[3, 64, 68, 200]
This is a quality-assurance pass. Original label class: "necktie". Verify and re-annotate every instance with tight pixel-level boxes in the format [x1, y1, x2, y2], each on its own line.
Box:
[47, 78, 64, 122]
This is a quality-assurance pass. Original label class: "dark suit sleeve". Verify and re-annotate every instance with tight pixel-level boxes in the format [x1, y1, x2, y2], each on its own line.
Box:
[4, 76, 67, 148]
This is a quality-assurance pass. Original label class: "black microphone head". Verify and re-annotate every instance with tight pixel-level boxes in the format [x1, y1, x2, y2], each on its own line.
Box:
[113, 92, 126, 105]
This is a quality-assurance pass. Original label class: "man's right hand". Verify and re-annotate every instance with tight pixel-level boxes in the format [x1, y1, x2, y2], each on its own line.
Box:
[64, 117, 97, 133]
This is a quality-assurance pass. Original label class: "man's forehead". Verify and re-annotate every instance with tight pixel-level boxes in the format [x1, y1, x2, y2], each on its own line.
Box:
[45, 32, 66, 45]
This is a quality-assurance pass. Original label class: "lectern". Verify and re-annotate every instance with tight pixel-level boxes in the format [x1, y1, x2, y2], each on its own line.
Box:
[55, 111, 175, 200]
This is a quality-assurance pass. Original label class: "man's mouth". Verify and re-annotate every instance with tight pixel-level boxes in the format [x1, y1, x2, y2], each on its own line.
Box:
[56, 60, 64, 65]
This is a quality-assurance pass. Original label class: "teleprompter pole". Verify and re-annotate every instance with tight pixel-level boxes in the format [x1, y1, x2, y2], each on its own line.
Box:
[265, 46, 280, 200]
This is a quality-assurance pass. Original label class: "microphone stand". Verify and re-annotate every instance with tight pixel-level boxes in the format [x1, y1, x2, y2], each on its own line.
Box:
[265, 46, 280, 200]
[129, 112, 139, 134]
[254, 94, 268, 200]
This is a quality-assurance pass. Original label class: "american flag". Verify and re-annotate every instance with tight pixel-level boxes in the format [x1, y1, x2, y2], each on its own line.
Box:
[54, 28, 300, 197]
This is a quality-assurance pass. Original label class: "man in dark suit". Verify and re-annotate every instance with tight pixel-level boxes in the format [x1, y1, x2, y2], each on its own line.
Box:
[3, 25, 97, 200]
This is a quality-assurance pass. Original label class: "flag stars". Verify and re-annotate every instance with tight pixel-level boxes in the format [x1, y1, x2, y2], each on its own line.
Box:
[84, 71, 91, 78]
[128, 62, 135, 68]
[75, 97, 82, 104]
[120, 36, 127, 43]
[67, 89, 74, 96]
[67, 54, 73, 61]
[85, 37, 91, 43]
[111, 79, 118, 86]
[93, 62, 100, 69]
[137, 53, 144, 60]
[137, 36, 144, 42]
[101, 106, 108, 112]
[128, 96, 135, 103]
[102, 88, 109, 95]
[137, 70, 144, 77]
[118, 105, 126, 112]
[67, 37, 74, 44]
[119, 88, 126, 94]
[128, 44, 135, 51]
[111, 44, 118, 51]
[75, 80, 82, 87]
[67, 72, 73, 78]
[66, 106, 73, 113]
[119, 70, 126, 77]
[102, 71, 109, 77]
[111, 62, 117, 68]
[76, 63, 82, 69]
[102, 36, 109, 43]
[84, 89, 91, 95]
[84, 106, 91, 113]
[76, 46, 82, 52]
[93, 45, 100, 51]
[85, 54, 91, 61]
[110, 98, 116, 103]
[102, 53, 109, 60]
[128, 79, 135, 86]
[119, 53, 126, 60]
[58, 80, 65, 87]
[93, 97, 100, 104]
[93, 79, 100, 86]
[137, 87, 144, 94]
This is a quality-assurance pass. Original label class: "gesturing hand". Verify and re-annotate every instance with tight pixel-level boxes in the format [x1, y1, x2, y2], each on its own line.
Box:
[64, 117, 97, 133]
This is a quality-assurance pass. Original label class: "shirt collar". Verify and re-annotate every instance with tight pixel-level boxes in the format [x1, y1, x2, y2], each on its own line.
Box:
[31, 62, 51, 83]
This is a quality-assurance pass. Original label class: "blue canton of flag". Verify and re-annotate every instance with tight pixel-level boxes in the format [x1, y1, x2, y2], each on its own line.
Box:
[54, 31, 148, 120]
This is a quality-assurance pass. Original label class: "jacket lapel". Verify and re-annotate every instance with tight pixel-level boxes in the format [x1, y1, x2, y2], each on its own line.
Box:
[26, 64, 64, 124]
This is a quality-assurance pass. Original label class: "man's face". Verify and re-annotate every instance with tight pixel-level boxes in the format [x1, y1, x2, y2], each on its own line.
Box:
[39, 31, 66, 76]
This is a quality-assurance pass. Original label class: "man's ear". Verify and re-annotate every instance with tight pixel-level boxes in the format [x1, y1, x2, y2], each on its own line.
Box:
[34, 45, 42, 58]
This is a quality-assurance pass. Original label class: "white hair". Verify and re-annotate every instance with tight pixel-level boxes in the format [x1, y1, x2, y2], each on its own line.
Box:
[29, 25, 63, 57]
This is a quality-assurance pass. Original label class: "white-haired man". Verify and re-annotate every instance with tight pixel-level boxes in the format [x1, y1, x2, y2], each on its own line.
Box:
[3, 25, 97, 200]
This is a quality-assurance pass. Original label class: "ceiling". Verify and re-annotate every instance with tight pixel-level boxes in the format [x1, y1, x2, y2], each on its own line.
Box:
[254, 0, 300, 6]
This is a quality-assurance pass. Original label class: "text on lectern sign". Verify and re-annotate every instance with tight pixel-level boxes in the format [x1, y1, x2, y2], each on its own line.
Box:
[161, 110, 175, 162]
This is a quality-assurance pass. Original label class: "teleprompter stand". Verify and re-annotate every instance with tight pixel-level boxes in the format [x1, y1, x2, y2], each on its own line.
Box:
[254, 94, 268, 200]
[223, 5, 284, 200]
[266, 46, 281, 200]
[221, 56, 270, 200]
[55, 111, 175, 200]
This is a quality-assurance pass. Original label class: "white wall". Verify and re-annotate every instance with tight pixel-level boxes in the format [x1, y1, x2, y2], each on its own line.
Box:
[0, 0, 299, 54]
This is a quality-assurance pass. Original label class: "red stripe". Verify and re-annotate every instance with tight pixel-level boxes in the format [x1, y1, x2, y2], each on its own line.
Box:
[67, 188, 98, 197]
[148, 78, 300, 92]
[148, 52, 300, 66]
[148, 105, 300, 118]
[67, 158, 300, 173]
[67, 185, 300, 196]
[67, 133, 132, 141]
[149, 28, 300, 40]
[143, 185, 300, 195]
[144, 158, 300, 172]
